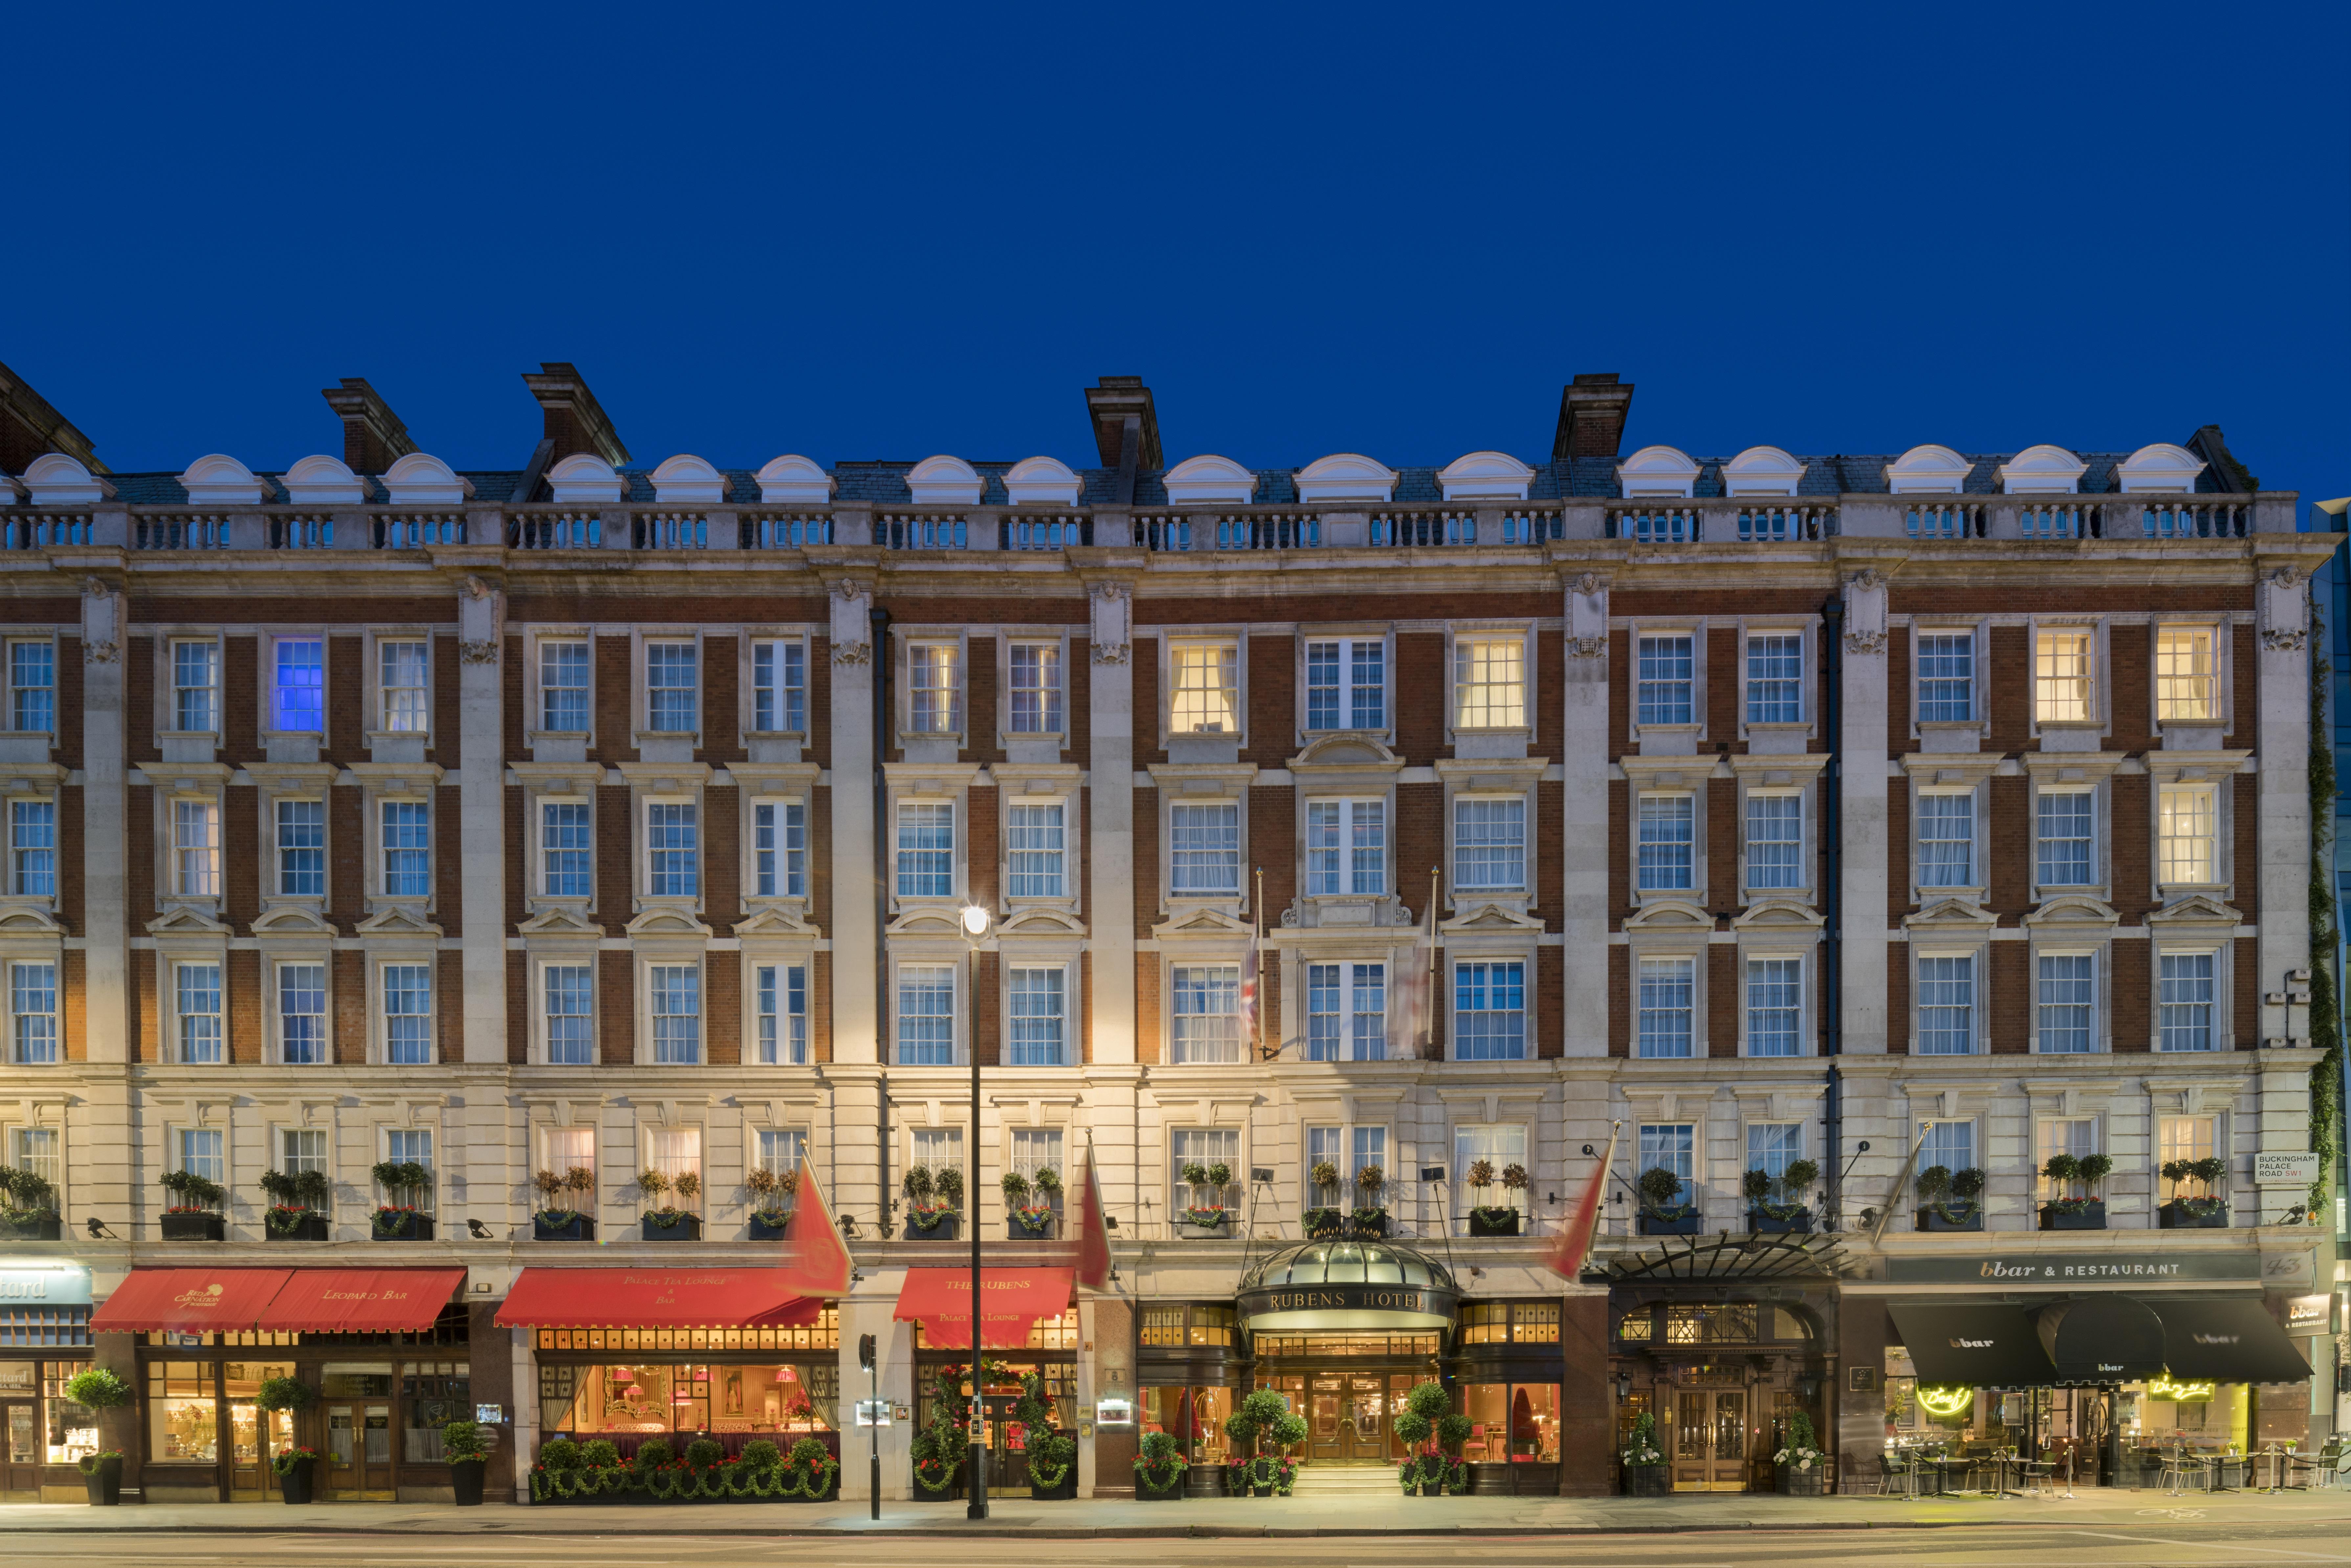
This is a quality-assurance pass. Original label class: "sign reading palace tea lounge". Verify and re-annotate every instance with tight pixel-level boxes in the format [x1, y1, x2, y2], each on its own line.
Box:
[1885, 1250, 2265, 1285]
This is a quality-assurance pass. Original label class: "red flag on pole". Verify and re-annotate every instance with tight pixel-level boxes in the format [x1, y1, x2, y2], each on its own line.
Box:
[777, 1155, 853, 1299]
[1074, 1139, 1112, 1293]
[1546, 1122, 1621, 1282]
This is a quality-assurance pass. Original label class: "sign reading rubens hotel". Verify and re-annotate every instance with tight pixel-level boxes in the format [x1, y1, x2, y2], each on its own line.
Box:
[1885, 1250, 2266, 1285]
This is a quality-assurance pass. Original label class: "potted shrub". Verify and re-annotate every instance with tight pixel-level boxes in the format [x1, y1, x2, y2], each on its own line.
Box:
[1, 1166, 61, 1240]
[1914, 1164, 1985, 1232]
[1746, 1158, 1817, 1234]
[903, 1163, 961, 1241]
[1350, 1163, 1388, 1238]
[1472, 1161, 1525, 1237]
[1004, 1170, 1057, 1240]
[1621, 1410, 1668, 1497]
[908, 1367, 967, 1495]
[1396, 1380, 1469, 1495]
[369, 1160, 434, 1240]
[160, 1169, 227, 1240]
[782, 1435, 841, 1501]
[1773, 1409, 1824, 1495]
[1134, 1429, 1186, 1499]
[1224, 1389, 1300, 1496]
[65, 1369, 130, 1505]
[1015, 1372, 1076, 1499]
[1637, 1165, 1699, 1235]
[260, 1169, 331, 1241]
[444, 1419, 489, 1504]
[273, 1445, 321, 1504]
[747, 1165, 796, 1240]
[2039, 1152, 2111, 1231]
[531, 1166, 592, 1241]
[1304, 1159, 1343, 1238]
[639, 1167, 703, 1241]
[1178, 1162, 1232, 1239]
[2160, 1156, 2229, 1228]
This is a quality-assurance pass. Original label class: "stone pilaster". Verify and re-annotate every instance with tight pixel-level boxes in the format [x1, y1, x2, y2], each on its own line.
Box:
[1086, 580, 1136, 1063]
[1562, 570, 1609, 1056]
[1837, 564, 1891, 1054]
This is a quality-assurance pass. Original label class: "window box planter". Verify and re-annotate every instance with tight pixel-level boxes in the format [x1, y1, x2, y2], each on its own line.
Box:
[1175, 1216, 1231, 1240]
[1747, 1209, 1811, 1235]
[1914, 1208, 1982, 1233]
[369, 1211, 435, 1242]
[3, 1214, 62, 1241]
[264, 1211, 331, 1242]
[1185, 1460, 1228, 1496]
[534, 1213, 595, 1242]
[1622, 1462, 1669, 1497]
[161, 1211, 225, 1241]
[1639, 1210, 1701, 1237]
[1007, 1215, 1057, 1242]
[1302, 1207, 1344, 1239]
[1468, 1209, 1522, 1238]
[1347, 1210, 1389, 1240]
[1776, 1463, 1825, 1496]
[903, 1212, 960, 1242]
[747, 1212, 792, 1241]
[640, 1213, 702, 1242]
[2038, 1203, 2106, 1232]
[2159, 1200, 2229, 1229]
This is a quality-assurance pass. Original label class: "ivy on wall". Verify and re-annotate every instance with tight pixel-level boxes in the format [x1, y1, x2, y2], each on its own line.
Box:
[2310, 585, 2343, 1214]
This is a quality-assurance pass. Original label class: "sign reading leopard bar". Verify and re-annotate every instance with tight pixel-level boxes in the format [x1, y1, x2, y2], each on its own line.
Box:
[1884, 1250, 2264, 1285]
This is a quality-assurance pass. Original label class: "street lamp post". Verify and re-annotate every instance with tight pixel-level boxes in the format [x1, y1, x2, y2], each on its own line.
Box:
[960, 902, 991, 1521]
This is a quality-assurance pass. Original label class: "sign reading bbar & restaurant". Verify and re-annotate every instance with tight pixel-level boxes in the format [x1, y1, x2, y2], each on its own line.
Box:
[1884, 1249, 2264, 1285]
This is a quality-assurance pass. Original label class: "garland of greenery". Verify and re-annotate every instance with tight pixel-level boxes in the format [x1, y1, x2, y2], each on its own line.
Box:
[371, 1206, 426, 1238]
[1397, 1453, 1468, 1494]
[1301, 1206, 1344, 1238]
[1133, 1432, 1186, 1494]
[264, 1205, 319, 1234]
[533, 1208, 581, 1227]
[2310, 586, 2343, 1219]
[1181, 1207, 1230, 1227]
[75, 1449, 122, 1476]
[904, 1204, 957, 1232]
[529, 1456, 840, 1503]
[2041, 1195, 2106, 1216]
[1468, 1204, 1520, 1226]
[643, 1207, 692, 1229]
[271, 1446, 319, 1476]
[1225, 1452, 1297, 1495]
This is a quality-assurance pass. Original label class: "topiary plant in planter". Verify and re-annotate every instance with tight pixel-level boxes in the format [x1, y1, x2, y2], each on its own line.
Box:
[1637, 1164, 1697, 1234]
[1773, 1409, 1824, 1495]
[1915, 1163, 1985, 1231]
[1224, 1389, 1299, 1496]
[2040, 1152, 2111, 1229]
[2161, 1156, 2230, 1227]
[1134, 1429, 1186, 1497]
[369, 1160, 433, 1239]
[444, 1419, 489, 1506]
[64, 1369, 129, 1507]
[1396, 1380, 1468, 1495]
[1350, 1163, 1387, 1236]
[1621, 1410, 1668, 1496]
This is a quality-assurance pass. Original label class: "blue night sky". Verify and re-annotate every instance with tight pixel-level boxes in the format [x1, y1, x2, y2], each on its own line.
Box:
[5, 3, 2345, 501]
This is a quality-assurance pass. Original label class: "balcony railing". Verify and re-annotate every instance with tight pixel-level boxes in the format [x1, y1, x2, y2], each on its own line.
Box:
[2140, 502, 2250, 539]
[372, 514, 468, 549]
[1735, 505, 1837, 542]
[510, 512, 599, 549]
[1609, 506, 1700, 543]
[882, 514, 966, 549]
[743, 514, 831, 549]
[632, 512, 706, 550]
[267, 515, 333, 549]
[2017, 503, 2103, 540]
[1001, 515, 1090, 550]
[134, 514, 232, 550]
[2, 513, 91, 549]
[1501, 510, 1564, 545]
[1372, 510, 1476, 547]
[1906, 503, 1986, 540]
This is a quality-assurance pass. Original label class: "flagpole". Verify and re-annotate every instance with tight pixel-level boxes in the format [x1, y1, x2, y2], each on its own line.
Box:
[1252, 865, 1265, 1059]
[1423, 866, 1440, 1060]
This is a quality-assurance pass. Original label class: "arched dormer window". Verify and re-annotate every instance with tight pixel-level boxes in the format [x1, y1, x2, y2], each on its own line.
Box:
[1721, 446, 1803, 499]
[756, 456, 834, 505]
[1997, 445, 2087, 495]
[1295, 453, 1397, 504]
[906, 455, 983, 507]
[180, 454, 266, 506]
[2114, 443, 2205, 495]
[547, 453, 624, 506]
[1617, 445, 1699, 499]
[650, 454, 727, 506]
[382, 454, 473, 507]
[1884, 445, 1970, 495]
[1162, 455, 1256, 506]
[1436, 451, 1535, 502]
[1002, 455, 1082, 506]
[281, 455, 366, 506]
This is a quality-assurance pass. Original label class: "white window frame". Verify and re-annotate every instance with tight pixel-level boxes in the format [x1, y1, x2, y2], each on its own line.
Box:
[170, 958, 225, 1065]
[537, 957, 598, 1067]
[1303, 958, 1388, 1063]
[368, 632, 433, 742]
[1300, 632, 1389, 736]
[2032, 947, 2102, 1055]
[1913, 947, 1982, 1055]
[1913, 785, 1979, 893]
[1004, 795, 1070, 903]
[2033, 784, 2099, 893]
[1450, 957, 1528, 1062]
[1632, 626, 1699, 735]
[262, 632, 327, 739]
[537, 795, 595, 902]
[750, 959, 810, 1065]
[1450, 792, 1529, 895]
[746, 633, 810, 738]
[1739, 623, 1808, 731]
[375, 957, 437, 1066]
[531, 631, 595, 741]
[270, 794, 329, 903]
[1635, 954, 1696, 1059]
[1448, 625, 1532, 735]
[640, 635, 701, 739]
[2030, 620, 2104, 731]
[2152, 620, 2227, 728]
[2, 636, 56, 738]
[902, 635, 966, 741]
[1166, 961, 1244, 1064]
[374, 792, 433, 903]
[893, 957, 960, 1066]
[2155, 946, 2224, 1052]
[1004, 960, 1072, 1067]
[379, 1127, 434, 1213]
[1740, 787, 1806, 899]
[642, 794, 701, 904]
[1910, 622, 1984, 733]
[7, 790, 58, 901]
[164, 633, 222, 739]
[892, 795, 961, 906]
[2156, 781, 2221, 890]
[1165, 635, 1242, 741]
[1164, 794, 1245, 903]
[1304, 795, 1387, 898]
[640, 955, 705, 1066]
[749, 795, 808, 902]
[1003, 634, 1068, 740]
[1742, 951, 1807, 1058]
[270, 956, 331, 1066]
[1635, 790, 1698, 896]
[168, 790, 223, 902]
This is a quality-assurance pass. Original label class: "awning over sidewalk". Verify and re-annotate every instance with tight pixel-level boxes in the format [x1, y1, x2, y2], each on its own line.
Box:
[89, 1268, 295, 1333]
[2147, 1299, 2314, 1383]
[255, 1268, 466, 1333]
[90, 1266, 468, 1334]
[2034, 1294, 2168, 1382]
[1887, 1303, 2058, 1386]
[494, 1267, 825, 1330]
[893, 1267, 1073, 1349]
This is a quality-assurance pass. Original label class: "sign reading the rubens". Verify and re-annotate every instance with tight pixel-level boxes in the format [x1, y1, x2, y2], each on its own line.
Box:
[1885, 1250, 2264, 1285]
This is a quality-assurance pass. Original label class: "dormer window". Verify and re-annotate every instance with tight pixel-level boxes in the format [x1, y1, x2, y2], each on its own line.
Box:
[173, 640, 218, 732]
[380, 640, 428, 733]
[1306, 638, 1384, 731]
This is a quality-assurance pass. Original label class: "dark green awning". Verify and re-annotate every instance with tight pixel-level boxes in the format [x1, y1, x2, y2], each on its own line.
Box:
[2150, 1299, 2314, 1383]
[1888, 1303, 2058, 1387]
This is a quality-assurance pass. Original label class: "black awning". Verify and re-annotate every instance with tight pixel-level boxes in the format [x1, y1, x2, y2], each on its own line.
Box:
[2035, 1296, 2168, 1382]
[2150, 1298, 2314, 1383]
[1888, 1303, 2059, 1387]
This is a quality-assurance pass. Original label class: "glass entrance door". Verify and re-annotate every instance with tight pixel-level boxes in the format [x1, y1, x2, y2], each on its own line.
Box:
[1304, 1370, 1403, 1464]
[0, 1400, 38, 1497]
[324, 1404, 394, 1499]
[1673, 1389, 1749, 1491]
[224, 1361, 293, 1501]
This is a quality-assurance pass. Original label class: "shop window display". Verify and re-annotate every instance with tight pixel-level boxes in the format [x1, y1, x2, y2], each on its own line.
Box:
[550, 1362, 838, 1435]
[42, 1361, 96, 1464]
[149, 1362, 218, 1464]
[1141, 1385, 1232, 1466]
[1461, 1382, 1560, 1463]
[402, 1362, 471, 1460]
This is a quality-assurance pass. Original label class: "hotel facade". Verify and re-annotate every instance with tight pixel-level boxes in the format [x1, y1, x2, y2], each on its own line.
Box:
[0, 362, 2335, 1504]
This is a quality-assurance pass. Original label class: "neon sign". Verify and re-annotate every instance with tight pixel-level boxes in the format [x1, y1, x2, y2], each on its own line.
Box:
[1915, 1385, 1975, 1418]
[2146, 1377, 2215, 1402]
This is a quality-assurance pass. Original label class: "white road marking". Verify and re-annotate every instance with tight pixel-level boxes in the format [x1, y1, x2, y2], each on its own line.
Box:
[2068, 1533, 2351, 1562]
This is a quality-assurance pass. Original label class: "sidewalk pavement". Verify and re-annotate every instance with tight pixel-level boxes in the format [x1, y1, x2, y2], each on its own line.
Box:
[5, 1485, 2351, 1536]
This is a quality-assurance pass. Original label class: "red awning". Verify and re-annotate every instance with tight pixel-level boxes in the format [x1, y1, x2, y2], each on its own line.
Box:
[89, 1268, 294, 1333]
[894, 1267, 1073, 1349]
[256, 1268, 466, 1333]
[494, 1267, 825, 1330]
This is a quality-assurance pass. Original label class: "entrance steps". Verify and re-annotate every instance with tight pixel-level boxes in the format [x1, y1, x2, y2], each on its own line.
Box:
[1289, 1465, 1403, 1495]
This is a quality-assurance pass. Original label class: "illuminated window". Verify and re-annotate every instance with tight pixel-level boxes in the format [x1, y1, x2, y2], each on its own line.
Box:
[1170, 641, 1238, 734]
[2154, 625, 2216, 722]
[2034, 629, 2093, 723]
[2158, 785, 2215, 884]
[1453, 636, 1525, 729]
[1008, 642, 1063, 733]
[380, 639, 428, 733]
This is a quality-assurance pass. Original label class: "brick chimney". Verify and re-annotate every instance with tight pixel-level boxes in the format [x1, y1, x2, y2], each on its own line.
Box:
[522, 362, 631, 466]
[0, 357, 103, 477]
[320, 378, 418, 473]
[1551, 372, 1636, 462]
[1086, 376, 1163, 471]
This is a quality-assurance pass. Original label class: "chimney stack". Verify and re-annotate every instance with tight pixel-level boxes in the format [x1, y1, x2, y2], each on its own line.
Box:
[1086, 376, 1163, 471]
[1552, 372, 1635, 462]
[321, 378, 418, 473]
[0, 357, 103, 477]
[522, 362, 630, 466]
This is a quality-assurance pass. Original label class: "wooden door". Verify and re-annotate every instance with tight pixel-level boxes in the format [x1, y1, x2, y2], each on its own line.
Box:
[1672, 1389, 1749, 1491]
[0, 1400, 38, 1497]
[324, 1403, 395, 1500]
[1341, 1374, 1387, 1463]
[1308, 1374, 1345, 1465]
